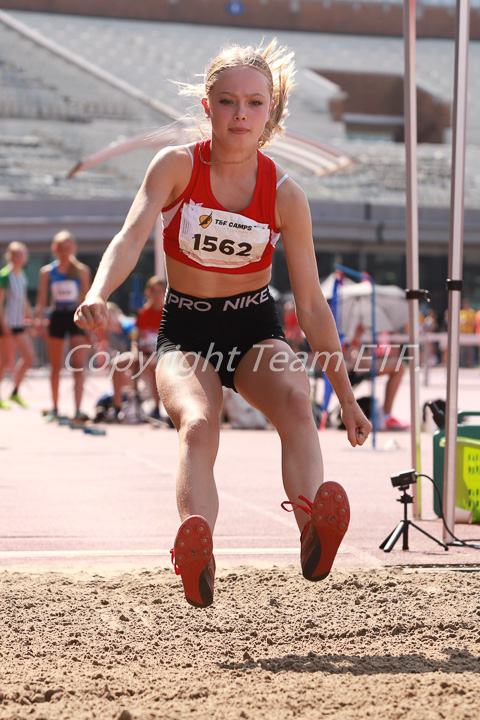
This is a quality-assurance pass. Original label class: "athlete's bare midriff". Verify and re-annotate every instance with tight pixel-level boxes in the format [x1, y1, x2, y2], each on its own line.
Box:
[165, 255, 272, 298]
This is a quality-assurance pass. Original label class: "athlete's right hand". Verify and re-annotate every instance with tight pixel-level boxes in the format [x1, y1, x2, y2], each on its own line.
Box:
[74, 296, 108, 331]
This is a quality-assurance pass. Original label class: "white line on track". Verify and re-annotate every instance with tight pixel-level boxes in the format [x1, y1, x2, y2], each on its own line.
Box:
[121, 450, 172, 474]
[0, 547, 305, 559]
[119, 452, 296, 529]
[218, 489, 296, 529]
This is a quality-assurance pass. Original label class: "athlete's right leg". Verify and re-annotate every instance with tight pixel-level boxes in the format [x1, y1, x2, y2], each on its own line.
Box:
[12, 332, 35, 391]
[156, 351, 224, 530]
[379, 358, 405, 416]
[156, 351, 222, 607]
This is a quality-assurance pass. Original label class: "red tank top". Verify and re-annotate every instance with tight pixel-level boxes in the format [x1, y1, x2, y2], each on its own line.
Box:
[162, 139, 281, 275]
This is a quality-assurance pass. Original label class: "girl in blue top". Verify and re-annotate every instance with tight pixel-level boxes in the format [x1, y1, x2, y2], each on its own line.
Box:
[36, 230, 91, 421]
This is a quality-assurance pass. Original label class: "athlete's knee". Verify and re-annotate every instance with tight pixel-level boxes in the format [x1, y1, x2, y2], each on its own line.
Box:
[288, 386, 312, 416]
[179, 415, 220, 451]
[274, 386, 313, 430]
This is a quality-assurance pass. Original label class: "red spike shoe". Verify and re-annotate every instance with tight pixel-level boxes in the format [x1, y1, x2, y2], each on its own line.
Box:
[282, 482, 350, 581]
[171, 515, 215, 607]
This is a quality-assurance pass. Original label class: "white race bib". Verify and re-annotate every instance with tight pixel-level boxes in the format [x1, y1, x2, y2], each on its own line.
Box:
[51, 279, 80, 304]
[179, 203, 270, 268]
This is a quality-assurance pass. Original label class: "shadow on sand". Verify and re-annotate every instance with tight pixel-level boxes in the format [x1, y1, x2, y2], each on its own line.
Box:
[219, 647, 480, 675]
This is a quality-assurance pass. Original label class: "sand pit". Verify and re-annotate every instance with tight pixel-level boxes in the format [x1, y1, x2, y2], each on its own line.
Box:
[1, 564, 479, 719]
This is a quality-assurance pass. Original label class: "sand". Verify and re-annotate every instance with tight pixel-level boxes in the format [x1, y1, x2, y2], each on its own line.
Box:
[1, 564, 479, 720]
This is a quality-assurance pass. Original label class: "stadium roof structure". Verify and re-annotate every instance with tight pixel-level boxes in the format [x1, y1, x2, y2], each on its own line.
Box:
[0, 9, 479, 252]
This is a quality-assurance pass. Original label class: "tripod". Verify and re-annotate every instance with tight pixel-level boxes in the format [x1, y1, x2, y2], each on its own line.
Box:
[380, 489, 449, 553]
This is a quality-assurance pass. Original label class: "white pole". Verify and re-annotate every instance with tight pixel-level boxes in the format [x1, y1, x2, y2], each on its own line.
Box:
[443, 0, 470, 544]
[403, 0, 422, 518]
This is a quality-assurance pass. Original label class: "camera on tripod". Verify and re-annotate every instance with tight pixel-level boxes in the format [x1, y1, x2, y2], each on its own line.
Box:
[390, 469, 417, 491]
[381, 468, 448, 553]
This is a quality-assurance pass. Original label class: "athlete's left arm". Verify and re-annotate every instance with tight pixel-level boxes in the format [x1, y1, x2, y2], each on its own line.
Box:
[276, 178, 372, 446]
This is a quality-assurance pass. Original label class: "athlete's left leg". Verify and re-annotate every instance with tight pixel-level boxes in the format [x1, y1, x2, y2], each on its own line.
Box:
[234, 339, 324, 533]
[69, 334, 87, 415]
[235, 339, 350, 581]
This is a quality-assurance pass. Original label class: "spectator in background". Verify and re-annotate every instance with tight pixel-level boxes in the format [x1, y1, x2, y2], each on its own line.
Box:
[93, 301, 136, 422]
[439, 308, 449, 366]
[0, 242, 35, 408]
[36, 230, 91, 422]
[344, 322, 409, 430]
[135, 276, 166, 419]
[476, 306, 480, 367]
[459, 298, 476, 368]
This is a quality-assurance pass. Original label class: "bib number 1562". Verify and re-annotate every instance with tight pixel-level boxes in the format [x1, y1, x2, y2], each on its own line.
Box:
[193, 234, 252, 257]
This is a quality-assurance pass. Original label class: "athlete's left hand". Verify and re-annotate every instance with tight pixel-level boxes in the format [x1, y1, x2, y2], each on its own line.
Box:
[340, 400, 373, 447]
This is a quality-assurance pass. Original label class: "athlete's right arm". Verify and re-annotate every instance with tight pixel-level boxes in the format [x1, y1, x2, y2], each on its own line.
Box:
[34, 266, 51, 338]
[75, 146, 191, 331]
[35, 264, 50, 318]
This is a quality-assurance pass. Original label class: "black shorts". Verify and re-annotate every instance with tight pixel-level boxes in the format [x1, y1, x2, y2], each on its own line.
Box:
[0, 325, 25, 336]
[49, 308, 86, 339]
[156, 285, 287, 390]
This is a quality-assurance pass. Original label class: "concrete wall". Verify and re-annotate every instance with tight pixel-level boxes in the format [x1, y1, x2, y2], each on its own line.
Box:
[1, 0, 479, 40]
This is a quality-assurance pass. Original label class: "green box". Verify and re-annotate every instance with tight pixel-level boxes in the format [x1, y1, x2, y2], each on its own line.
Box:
[456, 438, 480, 521]
[433, 412, 480, 521]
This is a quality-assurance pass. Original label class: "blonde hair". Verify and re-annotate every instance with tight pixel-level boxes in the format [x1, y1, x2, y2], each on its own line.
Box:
[5, 241, 28, 263]
[142, 276, 166, 310]
[52, 229, 83, 279]
[52, 229, 76, 249]
[145, 276, 166, 293]
[178, 39, 295, 148]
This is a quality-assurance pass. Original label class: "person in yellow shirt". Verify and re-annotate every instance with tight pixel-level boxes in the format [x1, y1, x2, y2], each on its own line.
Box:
[459, 299, 476, 368]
